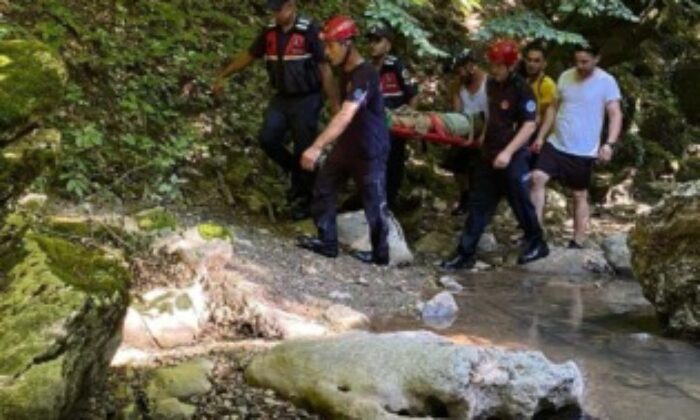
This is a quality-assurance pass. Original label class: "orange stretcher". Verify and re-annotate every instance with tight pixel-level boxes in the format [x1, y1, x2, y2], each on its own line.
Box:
[388, 112, 476, 148]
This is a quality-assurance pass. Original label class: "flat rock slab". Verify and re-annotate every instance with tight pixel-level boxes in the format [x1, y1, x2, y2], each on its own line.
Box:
[518, 246, 612, 276]
[246, 331, 583, 419]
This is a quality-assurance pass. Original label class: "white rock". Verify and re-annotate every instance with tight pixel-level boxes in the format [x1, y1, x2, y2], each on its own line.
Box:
[322, 305, 369, 332]
[337, 211, 414, 266]
[121, 281, 209, 350]
[422, 291, 459, 320]
[246, 331, 584, 419]
[329, 290, 353, 301]
[519, 247, 612, 276]
[477, 232, 498, 253]
[438, 276, 463, 292]
[600, 233, 633, 276]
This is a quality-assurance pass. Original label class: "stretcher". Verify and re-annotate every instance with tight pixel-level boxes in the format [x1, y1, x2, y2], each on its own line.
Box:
[390, 126, 475, 147]
[389, 111, 476, 148]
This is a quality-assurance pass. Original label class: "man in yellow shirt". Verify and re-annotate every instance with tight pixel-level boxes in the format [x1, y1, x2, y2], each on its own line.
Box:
[523, 42, 557, 166]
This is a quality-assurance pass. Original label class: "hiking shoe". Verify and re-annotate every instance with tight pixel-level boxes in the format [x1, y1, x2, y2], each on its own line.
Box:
[518, 240, 550, 265]
[350, 250, 389, 266]
[439, 253, 476, 271]
[296, 236, 338, 258]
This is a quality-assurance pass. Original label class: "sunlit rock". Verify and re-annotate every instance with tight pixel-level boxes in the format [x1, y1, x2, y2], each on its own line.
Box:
[519, 246, 612, 276]
[337, 211, 414, 266]
[246, 331, 583, 419]
[601, 233, 633, 277]
[630, 180, 700, 336]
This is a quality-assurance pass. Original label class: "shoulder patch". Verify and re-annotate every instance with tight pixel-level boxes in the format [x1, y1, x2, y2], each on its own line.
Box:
[295, 16, 311, 31]
[525, 100, 537, 113]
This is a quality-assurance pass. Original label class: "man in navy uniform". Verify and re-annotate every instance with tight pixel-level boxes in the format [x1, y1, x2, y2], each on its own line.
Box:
[366, 24, 419, 209]
[297, 16, 391, 266]
[441, 39, 549, 270]
[212, 0, 339, 220]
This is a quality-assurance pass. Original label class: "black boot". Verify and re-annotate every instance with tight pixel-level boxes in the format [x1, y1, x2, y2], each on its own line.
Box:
[439, 253, 476, 271]
[351, 250, 389, 266]
[518, 239, 550, 265]
[296, 236, 338, 258]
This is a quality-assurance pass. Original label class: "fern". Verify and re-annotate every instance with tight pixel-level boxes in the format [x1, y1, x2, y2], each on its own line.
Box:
[476, 10, 586, 45]
[364, 0, 448, 57]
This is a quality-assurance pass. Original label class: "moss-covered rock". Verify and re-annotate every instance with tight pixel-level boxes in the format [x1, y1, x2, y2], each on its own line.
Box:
[0, 40, 67, 140]
[140, 358, 213, 420]
[134, 207, 178, 232]
[197, 222, 231, 241]
[629, 180, 700, 337]
[0, 129, 60, 209]
[0, 228, 130, 419]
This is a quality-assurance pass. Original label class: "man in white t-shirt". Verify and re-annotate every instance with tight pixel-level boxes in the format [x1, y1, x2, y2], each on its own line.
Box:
[530, 44, 623, 248]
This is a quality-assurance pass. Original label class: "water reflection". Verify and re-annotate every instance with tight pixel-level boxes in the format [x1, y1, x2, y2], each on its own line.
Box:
[372, 272, 700, 420]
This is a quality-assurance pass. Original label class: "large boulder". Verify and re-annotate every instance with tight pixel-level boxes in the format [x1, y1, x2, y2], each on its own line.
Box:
[0, 40, 67, 141]
[0, 129, 60, 208]
[601, 233, 633, 277]
[337, 211, 414, 266]
[0, 228, 130, 419]
[629, 180, 700, 336]
[246, 331, 583, 419]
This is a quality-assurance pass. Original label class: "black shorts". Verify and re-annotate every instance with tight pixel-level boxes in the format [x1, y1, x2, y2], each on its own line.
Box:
[535, 142, 595, 190]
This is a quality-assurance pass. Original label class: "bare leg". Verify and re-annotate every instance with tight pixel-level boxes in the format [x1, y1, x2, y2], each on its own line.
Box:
[572, 189, 589, 244]
[530, 170, 550, 225]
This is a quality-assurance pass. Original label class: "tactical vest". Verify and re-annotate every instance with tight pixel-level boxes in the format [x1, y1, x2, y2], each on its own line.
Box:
[263, 16, 322, 96]
[378, 55, 407, 110]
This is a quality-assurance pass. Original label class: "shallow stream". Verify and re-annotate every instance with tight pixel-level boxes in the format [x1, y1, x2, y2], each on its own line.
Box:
[372, 272, 700, 420]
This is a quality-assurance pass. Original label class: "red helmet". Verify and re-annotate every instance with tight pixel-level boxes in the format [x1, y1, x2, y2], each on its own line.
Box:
[320, 16, 358, 42]
[487, 39, 520, 67]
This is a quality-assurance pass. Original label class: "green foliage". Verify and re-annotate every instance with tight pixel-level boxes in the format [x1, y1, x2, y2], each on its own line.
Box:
[365, 0, 448, 57]
[557, 0, 638, 22]
[476, 11, 586, 45]
[476, 0, 638, 45]
[5, 0, 271, 203]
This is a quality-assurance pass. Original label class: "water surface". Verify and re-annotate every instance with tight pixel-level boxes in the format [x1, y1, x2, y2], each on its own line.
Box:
[372, 272, 700, 420]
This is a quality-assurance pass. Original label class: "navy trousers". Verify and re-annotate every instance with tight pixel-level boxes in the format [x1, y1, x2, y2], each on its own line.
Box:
[457, 149, 543, 256]
[258, 92, 323, 202]
[312, 148, 390, 261]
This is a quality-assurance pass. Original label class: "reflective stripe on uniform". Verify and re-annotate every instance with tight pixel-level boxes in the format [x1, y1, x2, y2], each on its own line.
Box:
[264, 53, 313, 61]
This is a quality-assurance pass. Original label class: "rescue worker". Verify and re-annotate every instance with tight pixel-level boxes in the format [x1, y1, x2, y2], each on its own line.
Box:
[212, 0, 339, 220]
[366, 23, 419, 209]
[441, 39, 549, 271]
[296, 16, 391, 266]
